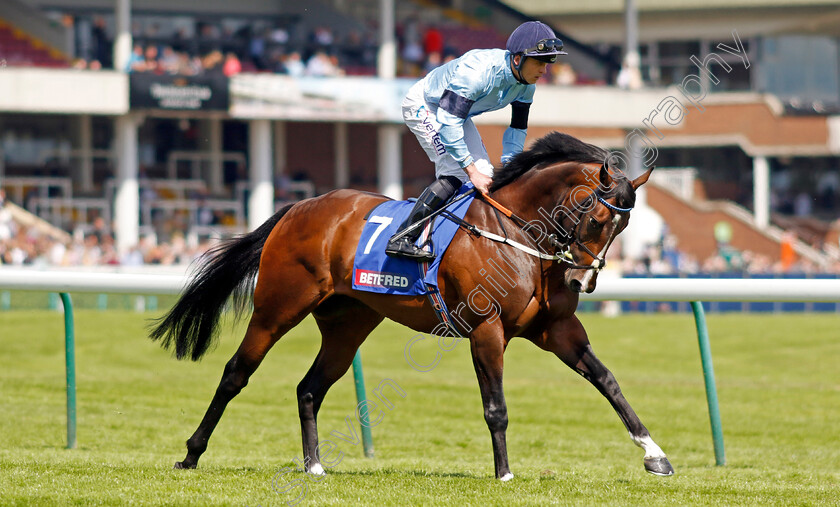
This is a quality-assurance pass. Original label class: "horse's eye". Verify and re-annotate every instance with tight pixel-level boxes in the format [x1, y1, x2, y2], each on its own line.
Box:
[589, 217, 600, 228]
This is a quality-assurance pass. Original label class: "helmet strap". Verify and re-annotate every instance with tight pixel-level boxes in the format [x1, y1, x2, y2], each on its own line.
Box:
[512, 54, 530, 85]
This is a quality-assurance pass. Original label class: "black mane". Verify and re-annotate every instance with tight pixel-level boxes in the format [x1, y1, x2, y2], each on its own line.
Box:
[490, 131, 609, 192]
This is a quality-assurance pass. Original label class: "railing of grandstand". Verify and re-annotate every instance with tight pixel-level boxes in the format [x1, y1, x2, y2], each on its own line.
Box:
[38, 148, 116, 193]
[234, 180, 316, 212]
[2, 176, 72, 204]
[31, 196, 111, 232]
[166, 151, 247, 193]
[649, 167, 697, 201]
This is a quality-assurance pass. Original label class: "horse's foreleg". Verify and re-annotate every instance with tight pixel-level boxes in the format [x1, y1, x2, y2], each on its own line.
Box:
[297, 298, 383, 475]
[536, 315, 674, 476]
[469, 327, 512, 481]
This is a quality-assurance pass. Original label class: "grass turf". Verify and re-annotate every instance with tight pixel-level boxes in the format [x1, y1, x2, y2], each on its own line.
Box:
[1, 309, 838, 506]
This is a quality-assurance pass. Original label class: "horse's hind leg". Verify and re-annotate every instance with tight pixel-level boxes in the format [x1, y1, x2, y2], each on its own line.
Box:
[297, 296, 383, 475]
[534, 315, 674, 476]
[175, 286, 322, 469]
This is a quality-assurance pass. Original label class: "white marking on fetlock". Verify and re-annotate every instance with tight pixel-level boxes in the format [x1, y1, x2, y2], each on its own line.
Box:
[499, 472, 514, 482]
[630, 433, 666, 458]
[308, 463, 325, 476]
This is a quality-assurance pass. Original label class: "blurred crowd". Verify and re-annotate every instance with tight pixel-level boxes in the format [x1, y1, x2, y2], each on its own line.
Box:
[68, 14, 583, 83]
[70, 15, 380, 78]
[3, 201, 838, 273]
[0, 223, 215, 268]
[621, 232, 840, 275]
[0, 189, 214, 267]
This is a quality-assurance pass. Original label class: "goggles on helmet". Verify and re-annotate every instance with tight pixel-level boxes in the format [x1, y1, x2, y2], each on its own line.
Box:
[522, 38, 566, 63]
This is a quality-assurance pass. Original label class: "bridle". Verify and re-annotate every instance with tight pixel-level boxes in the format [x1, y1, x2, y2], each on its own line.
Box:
[475, 191, 632, 273]
[554, 194, 632, 269]
[399, 183, 633, 273]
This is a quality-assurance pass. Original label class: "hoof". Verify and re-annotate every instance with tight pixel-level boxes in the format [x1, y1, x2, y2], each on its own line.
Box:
[173, 461, 196, 470]
[644, 457, 674, 476]
[308, 463, 325, 476]
[499, 472, 514, 482]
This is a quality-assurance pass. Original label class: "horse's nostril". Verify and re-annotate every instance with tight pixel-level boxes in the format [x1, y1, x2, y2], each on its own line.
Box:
[569, 279, 583, 292]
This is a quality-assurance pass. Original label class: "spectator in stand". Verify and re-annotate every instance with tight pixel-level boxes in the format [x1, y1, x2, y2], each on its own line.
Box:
[311, 26, 334, 51]
[329, 54, 345, 76]
[780, 231, 797, 271]
[794, 191, 813, 217]
[223, 52, 242, 77]
[91, 16, 112, 69]
[423, 25, 444, 58]
[343, 30, 366, 67]
[270, 26, 289, 45]
[249, 28, 268, 70]
[203, 50, 224, 75]
[423, 50, 442, 74]
[306, 51, 340, 77]
[817, 170, 839, 211]
[126, 43, 145, 72]
[401, 39, 424, 76]
[178, 52, 202, 76]
[172, 27, 192, 54]
[283, 52, 306, 77]
[266, 48, 286, 74]
[159, 46, 181, 74]
[143, 45, 160, 73]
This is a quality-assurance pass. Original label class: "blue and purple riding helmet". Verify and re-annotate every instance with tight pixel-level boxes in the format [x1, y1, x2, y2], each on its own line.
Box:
[506, 21, 568, 70]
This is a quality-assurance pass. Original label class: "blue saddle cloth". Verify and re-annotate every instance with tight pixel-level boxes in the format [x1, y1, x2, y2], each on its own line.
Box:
[352, 184, 476, 296]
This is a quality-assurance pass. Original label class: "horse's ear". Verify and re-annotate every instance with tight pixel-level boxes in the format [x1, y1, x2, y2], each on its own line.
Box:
[599, 163, 611, 189]
[632, 167, 654, 189]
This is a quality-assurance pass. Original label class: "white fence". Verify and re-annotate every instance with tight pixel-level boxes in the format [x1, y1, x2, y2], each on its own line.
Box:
[2, 269, 838, 461]
[2, 269, 840, 302]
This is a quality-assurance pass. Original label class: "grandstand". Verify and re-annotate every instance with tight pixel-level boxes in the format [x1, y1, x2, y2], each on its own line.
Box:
[0, 18, 67, 68]
[1, 0, 839, 278]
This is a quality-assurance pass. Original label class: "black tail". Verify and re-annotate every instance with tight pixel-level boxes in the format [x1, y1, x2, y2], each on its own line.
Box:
[149, 205, 294, 361]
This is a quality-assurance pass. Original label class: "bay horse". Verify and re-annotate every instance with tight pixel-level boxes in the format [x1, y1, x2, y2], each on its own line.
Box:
[149, 131, 674, 480]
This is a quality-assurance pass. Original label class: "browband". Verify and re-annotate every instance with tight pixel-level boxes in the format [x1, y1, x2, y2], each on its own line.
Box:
[597, 195, 633, 213]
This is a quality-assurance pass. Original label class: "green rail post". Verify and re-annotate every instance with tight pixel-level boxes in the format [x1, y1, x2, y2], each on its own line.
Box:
[690, 301, 725, 466]
[59, 293, 77, 449]
[351, 350, 374, 458]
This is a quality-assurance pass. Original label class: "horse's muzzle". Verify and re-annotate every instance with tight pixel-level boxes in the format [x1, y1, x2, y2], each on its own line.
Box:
[565, 269, 596, 294]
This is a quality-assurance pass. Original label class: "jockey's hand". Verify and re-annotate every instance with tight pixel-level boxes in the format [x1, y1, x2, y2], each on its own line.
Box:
[465, 161, 493, 195]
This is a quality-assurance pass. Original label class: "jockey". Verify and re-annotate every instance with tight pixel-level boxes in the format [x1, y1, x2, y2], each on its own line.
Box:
[386, 21, 567, 261]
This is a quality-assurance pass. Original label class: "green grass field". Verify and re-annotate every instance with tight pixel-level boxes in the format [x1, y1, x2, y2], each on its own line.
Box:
[1, 308, 838, 506]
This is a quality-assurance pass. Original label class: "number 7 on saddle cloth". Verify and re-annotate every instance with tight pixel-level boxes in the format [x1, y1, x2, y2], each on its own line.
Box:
[352, 183, 476, 296]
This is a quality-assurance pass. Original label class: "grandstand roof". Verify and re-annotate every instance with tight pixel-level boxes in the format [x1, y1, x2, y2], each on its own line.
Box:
[499, 0, 840, 42]
[500, 0, 840, 15]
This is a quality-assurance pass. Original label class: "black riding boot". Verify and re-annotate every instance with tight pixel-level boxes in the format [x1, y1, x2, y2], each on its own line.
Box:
[385, 176, 462, 261]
